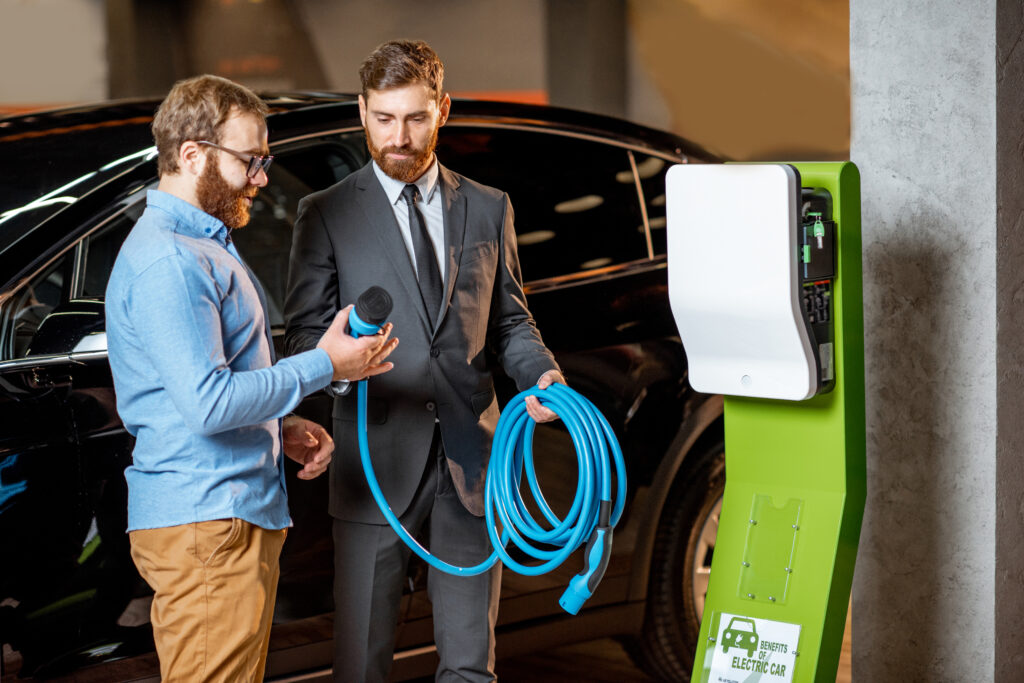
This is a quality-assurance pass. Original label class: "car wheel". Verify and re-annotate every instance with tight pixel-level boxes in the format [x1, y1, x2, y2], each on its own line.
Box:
[625, 439, 725, 682]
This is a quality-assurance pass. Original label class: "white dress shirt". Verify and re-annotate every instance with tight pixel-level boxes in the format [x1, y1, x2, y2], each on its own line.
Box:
[372, 157, 446, 282]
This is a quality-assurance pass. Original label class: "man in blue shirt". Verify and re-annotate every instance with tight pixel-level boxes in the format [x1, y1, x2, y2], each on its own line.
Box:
[105, 74, 398, 683]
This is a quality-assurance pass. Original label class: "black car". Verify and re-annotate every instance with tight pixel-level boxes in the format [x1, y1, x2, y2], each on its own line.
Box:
[0, 95, 724, 682]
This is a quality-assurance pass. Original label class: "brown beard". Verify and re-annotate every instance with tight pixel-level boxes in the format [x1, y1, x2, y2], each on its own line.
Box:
[366, 124, 439, 183]
[196, 159, 257, 229]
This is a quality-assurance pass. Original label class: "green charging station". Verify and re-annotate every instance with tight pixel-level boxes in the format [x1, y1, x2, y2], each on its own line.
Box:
[666, 162, 864, 682]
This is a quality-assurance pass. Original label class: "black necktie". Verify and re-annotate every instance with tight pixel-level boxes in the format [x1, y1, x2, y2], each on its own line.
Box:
[401, 184, 443, 326]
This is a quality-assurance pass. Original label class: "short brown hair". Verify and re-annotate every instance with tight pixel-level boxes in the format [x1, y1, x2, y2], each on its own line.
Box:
[359, 40, 445, 101]
[152, 74, 268, 176]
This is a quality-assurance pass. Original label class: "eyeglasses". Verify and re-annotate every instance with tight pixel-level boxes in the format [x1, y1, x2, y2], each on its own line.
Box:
[197, 141, 274, 178]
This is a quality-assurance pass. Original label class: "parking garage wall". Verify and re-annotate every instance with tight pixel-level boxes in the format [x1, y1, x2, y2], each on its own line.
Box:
[0, 0, 106, 112]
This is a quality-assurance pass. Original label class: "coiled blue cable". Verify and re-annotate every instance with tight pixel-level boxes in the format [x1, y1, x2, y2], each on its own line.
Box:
[353, 309, 627, 613]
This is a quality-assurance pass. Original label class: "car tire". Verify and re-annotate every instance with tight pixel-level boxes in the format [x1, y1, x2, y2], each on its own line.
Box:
[624, 438, 725, 682]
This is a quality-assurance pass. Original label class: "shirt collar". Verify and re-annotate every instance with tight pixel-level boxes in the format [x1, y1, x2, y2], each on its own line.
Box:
[146, 189, 231, 244]
[371, 156, 440, 207]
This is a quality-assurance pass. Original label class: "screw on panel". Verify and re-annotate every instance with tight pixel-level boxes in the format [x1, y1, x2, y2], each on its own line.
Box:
[792, 524, 800, 530]
[793, 651, 800, 657]
[749, 519, 758, 525]
[768, 596, 776, 602]
[709, 637, 717, 643]
[747, 593, 755, 599]
[742, 561, 750, 567]
[785, 567, 793, 573]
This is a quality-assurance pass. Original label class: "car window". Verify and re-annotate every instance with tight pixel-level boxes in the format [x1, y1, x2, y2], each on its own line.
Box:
[436, 127, 648, 282]
[232, 135, 369, 327]
[2, 252, 73, 359]
[633, 153, 671, 256]
[81, 203, 146, 298]
[1, 135, 367, 361]
[1, 202, 143, 360]
[1, 127, 659, 360]
[0, 114, 154, 246]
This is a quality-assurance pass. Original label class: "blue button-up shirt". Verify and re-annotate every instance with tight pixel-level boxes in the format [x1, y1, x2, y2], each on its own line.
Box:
[106, 190, 334, 531]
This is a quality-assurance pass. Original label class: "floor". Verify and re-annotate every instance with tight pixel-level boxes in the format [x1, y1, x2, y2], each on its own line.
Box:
[496, 631, 850, 682]
[442, 607, 851, 682]
[3, 609, 852, 682]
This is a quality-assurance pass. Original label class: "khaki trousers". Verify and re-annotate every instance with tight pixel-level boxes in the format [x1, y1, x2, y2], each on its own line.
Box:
[129, 518, 288, 682]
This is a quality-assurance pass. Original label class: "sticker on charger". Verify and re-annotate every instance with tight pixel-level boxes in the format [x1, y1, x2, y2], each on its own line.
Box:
[708, 613, 800, 683]
[819, 342, 834, 382]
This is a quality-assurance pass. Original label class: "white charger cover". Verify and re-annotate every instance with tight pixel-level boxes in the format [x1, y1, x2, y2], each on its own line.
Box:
[665, 164, 818, 400]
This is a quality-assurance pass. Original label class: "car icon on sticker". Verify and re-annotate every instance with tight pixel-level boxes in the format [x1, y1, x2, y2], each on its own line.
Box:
[722, 616, 759, 657]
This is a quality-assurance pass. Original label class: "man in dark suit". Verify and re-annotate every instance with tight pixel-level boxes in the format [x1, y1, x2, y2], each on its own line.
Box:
[284, 40, 565, 682]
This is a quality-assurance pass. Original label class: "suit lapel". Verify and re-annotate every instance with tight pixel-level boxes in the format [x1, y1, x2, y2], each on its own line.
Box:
[354, 164, 432, 333]
[437, 164, 467, 333]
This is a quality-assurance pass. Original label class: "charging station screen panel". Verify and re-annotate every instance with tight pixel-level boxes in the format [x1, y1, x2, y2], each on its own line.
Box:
[665, 164, 818, 400]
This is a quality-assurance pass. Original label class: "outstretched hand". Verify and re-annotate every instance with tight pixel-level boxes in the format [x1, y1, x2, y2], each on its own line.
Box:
[525, 369, 566, 423]
[316, 305, 399, 381]
[283, 415, 333, 480]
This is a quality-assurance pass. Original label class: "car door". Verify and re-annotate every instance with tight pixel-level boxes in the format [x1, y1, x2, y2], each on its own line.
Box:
[0, 200, 153, 676]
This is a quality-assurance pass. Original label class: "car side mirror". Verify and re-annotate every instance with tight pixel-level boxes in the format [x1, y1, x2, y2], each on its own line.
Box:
[27, 298, 107, 356]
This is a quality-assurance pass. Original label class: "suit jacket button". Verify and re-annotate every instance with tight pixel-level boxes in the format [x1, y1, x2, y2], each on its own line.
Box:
[430, 347, 440, 358]
[425, 401, 436, 412]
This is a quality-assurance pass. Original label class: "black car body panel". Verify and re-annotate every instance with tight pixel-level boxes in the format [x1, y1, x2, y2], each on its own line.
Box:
[0, 95, 723, 681]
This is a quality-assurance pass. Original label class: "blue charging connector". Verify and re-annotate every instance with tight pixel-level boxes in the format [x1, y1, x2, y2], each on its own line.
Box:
[559, 501, 614, 615]
[348, 286, 626, 613]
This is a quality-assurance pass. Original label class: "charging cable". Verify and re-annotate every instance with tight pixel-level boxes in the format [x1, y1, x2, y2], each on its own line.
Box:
[348, 286, 626, 614]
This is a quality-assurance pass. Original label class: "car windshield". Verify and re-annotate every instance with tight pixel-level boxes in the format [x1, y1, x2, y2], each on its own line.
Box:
[0, 108, 156, 249]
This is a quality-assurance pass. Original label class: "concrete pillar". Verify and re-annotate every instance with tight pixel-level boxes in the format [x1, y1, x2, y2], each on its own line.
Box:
[546, 0, 626, 117]
[106, 0, 187, 99]
[994, 1, 1024, 677]
[851, 1, 1024, 679]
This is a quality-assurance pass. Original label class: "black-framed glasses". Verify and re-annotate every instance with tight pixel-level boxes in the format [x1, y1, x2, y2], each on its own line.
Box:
[197, 141, 274, 178]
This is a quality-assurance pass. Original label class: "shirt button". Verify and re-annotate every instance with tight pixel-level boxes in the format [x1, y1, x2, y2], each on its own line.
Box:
[430, 347, 440, 358]
[425, 401, 436, 412]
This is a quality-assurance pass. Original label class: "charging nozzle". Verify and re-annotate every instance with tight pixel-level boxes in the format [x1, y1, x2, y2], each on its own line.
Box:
[349, 286, 393, 338]
[558, 503, 614, 615]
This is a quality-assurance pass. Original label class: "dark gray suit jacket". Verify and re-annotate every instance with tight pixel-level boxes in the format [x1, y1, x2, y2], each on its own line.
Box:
[284, 162, 559, 523]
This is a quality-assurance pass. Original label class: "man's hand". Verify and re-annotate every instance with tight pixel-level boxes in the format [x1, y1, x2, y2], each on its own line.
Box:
[525, 369, 566, 423]
[283, 416, 334, 480]
[316, 305, 399, 381]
